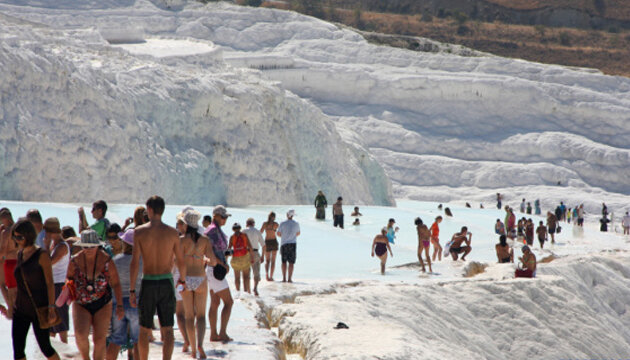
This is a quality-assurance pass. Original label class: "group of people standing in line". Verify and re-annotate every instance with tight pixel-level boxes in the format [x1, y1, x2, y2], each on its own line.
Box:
[0, 196, 302, 360]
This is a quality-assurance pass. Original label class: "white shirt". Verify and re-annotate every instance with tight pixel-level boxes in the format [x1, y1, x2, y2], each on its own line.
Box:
[623, 215, 630, 227]
[242, 226, 265, 251]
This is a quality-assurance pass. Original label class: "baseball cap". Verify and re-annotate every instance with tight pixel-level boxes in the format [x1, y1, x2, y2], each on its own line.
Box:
[212, 205, 231, 218]
[287, 209, 296, 217]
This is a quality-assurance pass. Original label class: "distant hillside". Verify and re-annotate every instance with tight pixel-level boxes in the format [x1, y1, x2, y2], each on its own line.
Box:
[260, 0, 630, 77]
[285, 0, 630, 29]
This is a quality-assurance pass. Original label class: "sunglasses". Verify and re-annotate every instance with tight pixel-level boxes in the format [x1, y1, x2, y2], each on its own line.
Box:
[12, 234, 25, 241]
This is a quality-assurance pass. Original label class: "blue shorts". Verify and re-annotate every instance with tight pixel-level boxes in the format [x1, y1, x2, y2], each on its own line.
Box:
[108, 297, 139, 346]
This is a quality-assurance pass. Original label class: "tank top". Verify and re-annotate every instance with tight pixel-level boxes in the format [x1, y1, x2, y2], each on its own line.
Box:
[232, 233, 249, 257]
[14, 248, 48, 318]
[430, 222, 440, 237]
[52, 241, 70, 284]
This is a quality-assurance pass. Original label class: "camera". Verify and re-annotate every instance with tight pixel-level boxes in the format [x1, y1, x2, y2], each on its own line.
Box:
[224, 249, 234, 256]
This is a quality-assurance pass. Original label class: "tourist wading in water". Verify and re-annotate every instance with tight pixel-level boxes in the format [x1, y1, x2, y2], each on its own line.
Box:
[415, 218, 431, 273]
[371, 228, 393, 275]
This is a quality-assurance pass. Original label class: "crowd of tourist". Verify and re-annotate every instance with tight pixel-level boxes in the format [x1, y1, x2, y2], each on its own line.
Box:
[0, 195, 302, 360]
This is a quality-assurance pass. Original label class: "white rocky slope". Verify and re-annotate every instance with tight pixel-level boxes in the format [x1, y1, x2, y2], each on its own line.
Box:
[0, 11, 393, 205]
[3, 0, 628, 214]
[271, 254, 630, 359]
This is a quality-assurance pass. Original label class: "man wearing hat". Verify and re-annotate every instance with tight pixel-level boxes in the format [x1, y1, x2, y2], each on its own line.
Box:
[277, 210, 300, 283]
[515, 245, 537, 278]
[45, 217, 71, 344]
[204, 205, 233, 342]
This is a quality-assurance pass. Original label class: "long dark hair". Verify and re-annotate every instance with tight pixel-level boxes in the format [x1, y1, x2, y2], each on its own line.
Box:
[267, 212, 276, 224]
[186, 225, 200, 243]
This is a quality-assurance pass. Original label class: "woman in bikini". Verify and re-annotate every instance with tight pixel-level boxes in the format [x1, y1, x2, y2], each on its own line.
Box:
[430, 216, 443, 262]
[371, 228, 393, 275]
[180, 209, 209, 359]
[260, 212, 279, 281]
[415, 218, 432, 273]
[67, 229, 123, 360]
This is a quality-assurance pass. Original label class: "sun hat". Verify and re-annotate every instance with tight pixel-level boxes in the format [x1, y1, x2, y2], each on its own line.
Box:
[287, 209, 296, 217]
[118, 229, 134, 246]
[212, 205, 231, 218]
[43, 217, 61, 234]
[76, 229, 101, 247]
[183, 209, 202, 228]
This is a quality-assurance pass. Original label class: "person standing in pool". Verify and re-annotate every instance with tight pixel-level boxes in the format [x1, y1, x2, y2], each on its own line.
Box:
[371, 228, 393, 275]
[277, 210, 300, 283]
[386, 218, 398, 244]
[314, 191, 327, 220]
[536, 221, 547, 249]
[415, 218, 431, 273]
[430, 216, 443, 261]
[130, 195, 186, 360]
[260, 212, 279, 281]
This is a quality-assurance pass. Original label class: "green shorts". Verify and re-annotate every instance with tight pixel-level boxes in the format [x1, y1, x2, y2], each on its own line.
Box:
[138, 275, 175, 328]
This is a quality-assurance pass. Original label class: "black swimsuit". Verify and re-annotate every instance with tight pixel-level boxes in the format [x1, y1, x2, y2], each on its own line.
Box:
[375, 242, 387, 257]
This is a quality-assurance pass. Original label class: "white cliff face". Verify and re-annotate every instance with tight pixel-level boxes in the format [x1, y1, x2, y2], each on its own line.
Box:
[1, 0, 630, 214]
[0, 13, 393, 205]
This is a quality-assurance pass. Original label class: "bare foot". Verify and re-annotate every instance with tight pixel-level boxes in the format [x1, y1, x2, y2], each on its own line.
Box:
[210, 335, 221, 342]
[288, 279, 293, 283]
[282, 279, 286, 283]
[198, 346, 206, 359]
[254, 289, 259, 296]
[191, 350, 196, 358]
[182, 342, 189, 352]
[219, 334, 233, 343]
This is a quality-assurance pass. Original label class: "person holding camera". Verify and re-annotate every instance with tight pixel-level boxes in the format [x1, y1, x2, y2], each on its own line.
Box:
[449, 226, 472, 261]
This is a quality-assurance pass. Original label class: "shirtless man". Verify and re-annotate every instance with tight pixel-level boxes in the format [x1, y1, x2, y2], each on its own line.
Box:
[414, 218, 431, 273]
[449, 226, 472, 261]
[0, 208, 17, 319]
[130, 196, 186, 360]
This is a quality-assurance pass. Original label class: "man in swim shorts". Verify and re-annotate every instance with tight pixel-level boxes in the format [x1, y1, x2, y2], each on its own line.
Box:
[130, 196, 186, 360]
[449, 226, 472, 261]
[277, 210, 300, 283]
[0, 208, 17, 319]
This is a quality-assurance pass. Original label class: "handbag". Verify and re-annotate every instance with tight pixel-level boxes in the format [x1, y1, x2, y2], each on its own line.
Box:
[19, 250, 62, 329]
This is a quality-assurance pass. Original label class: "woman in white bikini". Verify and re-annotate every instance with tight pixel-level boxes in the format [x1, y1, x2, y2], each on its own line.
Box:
[180, 209, 210, 359]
